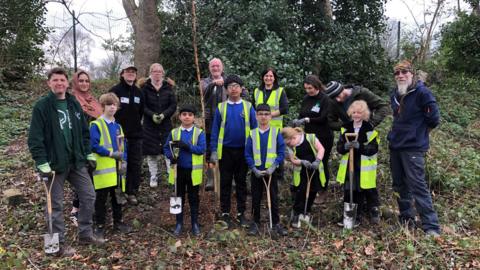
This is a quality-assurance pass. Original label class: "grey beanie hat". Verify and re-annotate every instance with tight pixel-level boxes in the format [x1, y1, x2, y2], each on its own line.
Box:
[325, 81, 343, 98]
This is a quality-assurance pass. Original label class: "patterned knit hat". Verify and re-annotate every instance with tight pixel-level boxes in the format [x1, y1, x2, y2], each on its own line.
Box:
[394, 60, 413, 72]
[325, 81, 343, 98]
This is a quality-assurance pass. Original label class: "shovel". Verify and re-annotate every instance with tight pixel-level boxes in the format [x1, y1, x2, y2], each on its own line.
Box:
[343, 133, 359, 230]
[169, 141, 182, 214]
[115, 135, 127, 205]
[299, 168, 315, 225]
[42, 171, 60, 254]
[262, 174, 273, 229]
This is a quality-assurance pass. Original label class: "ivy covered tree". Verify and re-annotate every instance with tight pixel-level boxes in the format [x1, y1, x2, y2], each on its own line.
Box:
[0, 0, 48, 80]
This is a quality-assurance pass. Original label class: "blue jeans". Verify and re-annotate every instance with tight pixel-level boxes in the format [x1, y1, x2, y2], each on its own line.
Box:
[390, 150, 440, 233]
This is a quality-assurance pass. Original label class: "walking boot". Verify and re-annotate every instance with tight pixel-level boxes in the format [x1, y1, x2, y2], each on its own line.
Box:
[173, 213, 183, 237]
[191, 209, 201, 236]
[370, 207, 381, 224]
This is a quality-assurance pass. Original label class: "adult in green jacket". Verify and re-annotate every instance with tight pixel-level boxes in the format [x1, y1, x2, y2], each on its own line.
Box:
[325, 82, 389, 131]
[28, 67, 103, 257]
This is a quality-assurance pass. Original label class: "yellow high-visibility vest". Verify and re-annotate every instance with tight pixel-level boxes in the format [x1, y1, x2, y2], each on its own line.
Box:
[90, 119, 125, 191]
[217, 100, 252, 160]
[250, 127, 278, 168]
[292, 133, 326, 187]
[168, 127, 204, 186]
[336, 129, 379, 189]
[254, 87, 284, 128]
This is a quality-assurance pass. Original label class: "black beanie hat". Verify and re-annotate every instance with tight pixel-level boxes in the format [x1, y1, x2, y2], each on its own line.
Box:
[224, 74, 244, 88]
[256, 103, 271, 112]
[325, 81, 343, 98]
[178, 104, 197, 115]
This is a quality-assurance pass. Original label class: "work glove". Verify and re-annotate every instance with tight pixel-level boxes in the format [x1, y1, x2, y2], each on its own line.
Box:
[300, 160, 312, 168]
[118, 162, 127, 175]
[252, 167, 265, 178]
[210, 151, 218, 163]
[152, 113, 165, 124]
[265, 163, 278, 176]
[37, 163, 53, 179]
[292, 118, 306, 127]
[175, 140, 190, 151]
[111, 151, 123, 160]
[351, 141, 360, 149]
[170, 157, 177, 165]
[344, 142, 353, 151]
[309, 159, 321, 170]
[86, 153, 97, 171]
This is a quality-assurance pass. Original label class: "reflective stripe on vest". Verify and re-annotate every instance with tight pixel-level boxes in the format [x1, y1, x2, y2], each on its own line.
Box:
[336, 129, 379, 189]
[250, 127, 278, 168]
[254, 87, 283, 128]
[217, 100, 251, 160]
[90, 119, 121, 190]
[168, 127, 204, 186]
[292, 133, 326, 187]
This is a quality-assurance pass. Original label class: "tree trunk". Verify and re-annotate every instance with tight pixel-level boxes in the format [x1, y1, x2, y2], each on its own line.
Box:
[122, 0, 161, 77]
[320, 0, 333, 21]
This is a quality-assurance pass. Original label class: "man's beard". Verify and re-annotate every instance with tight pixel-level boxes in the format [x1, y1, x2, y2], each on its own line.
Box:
[396, 77, 412, 96]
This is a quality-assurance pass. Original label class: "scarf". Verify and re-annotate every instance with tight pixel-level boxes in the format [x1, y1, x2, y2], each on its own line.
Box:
[71, 70, 102, 119]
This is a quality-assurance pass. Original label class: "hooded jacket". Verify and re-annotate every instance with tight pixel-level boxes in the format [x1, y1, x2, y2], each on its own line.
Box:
[387, 80, 439, 151]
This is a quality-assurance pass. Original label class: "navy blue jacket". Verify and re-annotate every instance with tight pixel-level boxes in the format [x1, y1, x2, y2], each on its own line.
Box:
[388, 81, 439, 151]
[245, 127, 285, 170]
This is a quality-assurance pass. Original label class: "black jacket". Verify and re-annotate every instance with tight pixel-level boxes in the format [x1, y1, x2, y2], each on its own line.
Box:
[142, 79, 177, 155]
[298, 91, 333, 140]
[109, 78, 144, 139]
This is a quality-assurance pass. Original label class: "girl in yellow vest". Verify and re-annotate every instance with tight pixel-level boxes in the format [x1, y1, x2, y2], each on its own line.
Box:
[281, 127, 326, 228]
[336, 100, 380, 227]
[163, 105, 206, 237]
[90, 93, 132, 241]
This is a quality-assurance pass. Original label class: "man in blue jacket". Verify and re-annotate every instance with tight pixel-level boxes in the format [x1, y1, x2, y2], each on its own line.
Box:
[388, 60, 441, 237]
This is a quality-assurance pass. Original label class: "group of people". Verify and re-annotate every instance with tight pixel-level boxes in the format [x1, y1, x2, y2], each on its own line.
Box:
[28, 58, 441, 257]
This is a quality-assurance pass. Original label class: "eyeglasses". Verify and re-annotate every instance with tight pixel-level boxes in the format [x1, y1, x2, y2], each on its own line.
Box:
[394, 69, 410, 76]
[78, 79, 90, 83]
[151, 70, 164, 74]
[227, 83, 240, 89]
[257, 112, 271, 116]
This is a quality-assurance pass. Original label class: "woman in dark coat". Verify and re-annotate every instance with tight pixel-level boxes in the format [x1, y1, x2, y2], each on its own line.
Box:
[142, 63, 177, 188]
[293, 75, 334, 190]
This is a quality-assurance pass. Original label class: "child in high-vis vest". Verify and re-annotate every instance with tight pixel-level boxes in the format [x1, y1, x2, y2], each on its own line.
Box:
[281, 127, 326, 228]
[209, 75, 258, 228]
[90, 93, 132, 241]
[336, 100, 380, 227]
[245, 104, 287, 236]
[164, 105, 206, 236]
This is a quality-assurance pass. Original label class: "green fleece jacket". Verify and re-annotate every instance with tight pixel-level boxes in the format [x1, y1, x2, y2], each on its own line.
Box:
[328, 86, 390, 131]
[28, 91, 91, 173]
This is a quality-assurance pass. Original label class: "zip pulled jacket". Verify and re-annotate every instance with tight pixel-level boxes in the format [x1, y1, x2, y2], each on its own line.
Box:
[28, 91, 91, 173]
[387, 80, 440, 151]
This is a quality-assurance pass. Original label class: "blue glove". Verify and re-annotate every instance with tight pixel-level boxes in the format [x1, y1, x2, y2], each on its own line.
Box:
[252, 167, 265, 178]
[292, 118, 306, 127]
[300, 160, 312, 168]
[265, 163, 277, 176]
[309, 159, 321, 170]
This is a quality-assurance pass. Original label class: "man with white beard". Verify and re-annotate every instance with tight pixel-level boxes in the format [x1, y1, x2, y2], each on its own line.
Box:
[387, 60, 441, 237]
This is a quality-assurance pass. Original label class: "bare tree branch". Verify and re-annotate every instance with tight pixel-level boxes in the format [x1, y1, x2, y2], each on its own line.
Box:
[122, 0, 139, 31]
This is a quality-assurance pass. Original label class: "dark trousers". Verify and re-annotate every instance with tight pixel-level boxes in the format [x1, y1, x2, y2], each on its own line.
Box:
[318, 135, 334, 188]
[343, 188, 379, 217]
[94, 187, 122, 225]
[251, 170, 280, 225]
[126, 138, 143, 195]
[175, 167, 200, 223]
[293, 187, 317, 215]
[390, 150, 440, 232]
[219, 147, 248, 214]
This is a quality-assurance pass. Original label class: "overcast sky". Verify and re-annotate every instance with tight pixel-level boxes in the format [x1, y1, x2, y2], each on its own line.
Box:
[44, 0, 470, 67]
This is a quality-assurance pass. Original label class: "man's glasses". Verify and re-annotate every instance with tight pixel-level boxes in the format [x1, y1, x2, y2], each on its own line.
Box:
[227, 83, 240, 89]
[394, 69, 410, 76]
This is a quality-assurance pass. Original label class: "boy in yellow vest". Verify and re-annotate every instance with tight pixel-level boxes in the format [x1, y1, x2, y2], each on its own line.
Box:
[336, 100, 380, 227]
[90, 93, 132, 241]
[164, 105, 206, 236]
[245, 104, 287, 236]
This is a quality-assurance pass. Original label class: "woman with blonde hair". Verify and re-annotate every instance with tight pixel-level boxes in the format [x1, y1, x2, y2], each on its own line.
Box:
[281, 126, 326, 228]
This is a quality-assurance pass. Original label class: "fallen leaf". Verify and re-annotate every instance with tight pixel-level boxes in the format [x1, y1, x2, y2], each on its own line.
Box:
[224, 266, 232, 270]
[110, 251, 123, 259]
[365, 244, 375, 256]
[175, 240, 182, 248]
[334, 240, 344, 250]
[112, 266, 122, 270]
